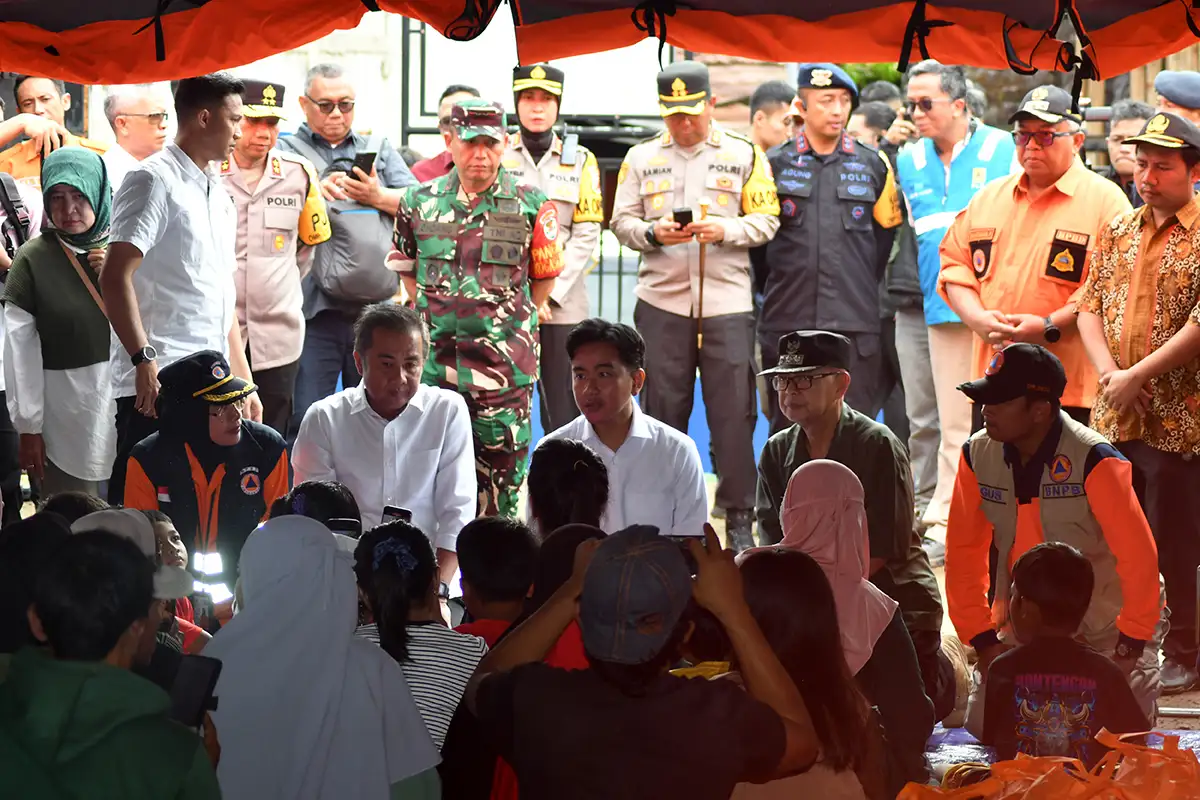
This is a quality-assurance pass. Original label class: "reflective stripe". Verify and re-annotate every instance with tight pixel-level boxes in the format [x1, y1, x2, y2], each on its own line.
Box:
[912, 210, 959, 236]
[977, 129, 1005, 161]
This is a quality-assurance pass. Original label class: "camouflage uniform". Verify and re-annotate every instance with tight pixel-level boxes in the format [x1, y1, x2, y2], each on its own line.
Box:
[392, 143, 564, 517]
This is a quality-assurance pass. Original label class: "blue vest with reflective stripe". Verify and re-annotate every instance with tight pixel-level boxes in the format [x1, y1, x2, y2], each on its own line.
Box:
[895, 123, 1016, 326]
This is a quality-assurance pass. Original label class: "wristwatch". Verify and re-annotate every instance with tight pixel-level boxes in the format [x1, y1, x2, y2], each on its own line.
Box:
[644, 223, 662, 248]
[1042, 316, 1061, 344]
[130, 345, 158, 367]
[437, 581, 451, 602]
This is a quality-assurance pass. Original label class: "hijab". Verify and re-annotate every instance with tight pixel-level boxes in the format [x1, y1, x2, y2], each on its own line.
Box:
[205, 516, 438, 800]
[771, 460, 898, 675]
[41, 147, 110, 250]
[158, 391, 230, 478]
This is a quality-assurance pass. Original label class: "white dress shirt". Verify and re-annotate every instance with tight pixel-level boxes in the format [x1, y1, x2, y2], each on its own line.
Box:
[102, 144, 141, 192]
[108, 143, 237, 398]
[292, 383, 475, 551]
[537, 401, 709, 536]
[0, 183, 44, 394]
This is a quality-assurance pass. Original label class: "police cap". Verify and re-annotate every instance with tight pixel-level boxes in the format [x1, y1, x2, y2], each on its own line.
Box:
[658, 61, 710, 117]
[1124, 111, 1200, 152]
[795, 63, 858, 101]
[513, 64, 564, 97]
[1155, 70, 1200, 112]
[242, 79, 286, 120]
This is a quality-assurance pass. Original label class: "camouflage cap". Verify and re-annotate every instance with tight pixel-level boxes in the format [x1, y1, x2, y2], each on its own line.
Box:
[450, 99, 507, 141]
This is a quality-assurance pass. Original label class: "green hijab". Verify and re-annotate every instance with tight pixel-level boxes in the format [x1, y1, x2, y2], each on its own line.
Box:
[40, 147, 111, 250]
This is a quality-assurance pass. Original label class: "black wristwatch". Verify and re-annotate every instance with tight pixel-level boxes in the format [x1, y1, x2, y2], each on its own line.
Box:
[130, 345, 157, 367]
[437, 581, 451, 601]
[1043, 316, 1061, 344]
[644, 223, 662, 248]
[1115, 634, 1146, 661]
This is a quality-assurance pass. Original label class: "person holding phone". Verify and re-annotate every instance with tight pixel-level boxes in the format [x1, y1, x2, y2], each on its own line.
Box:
[219, 79, 331, 436]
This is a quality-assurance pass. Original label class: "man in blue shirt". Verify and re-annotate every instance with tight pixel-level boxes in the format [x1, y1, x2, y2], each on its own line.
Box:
[893, 60, 1015, 545]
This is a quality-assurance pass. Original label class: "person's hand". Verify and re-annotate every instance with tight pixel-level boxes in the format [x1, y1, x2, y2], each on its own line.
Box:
[686, 219, 726, 245]
[654, 215, 695, 246]
[135, 359, 160, 418]
[969, 309, 1017, 346]
[1100, 368, 1152, 415]
[341, 166, 380, 207]
[885, 115, 919, 146]
[202, 712, 221, 768]
[20, 114, 67, 159]
[86, 247, 106, 275]
[18, 433, 45, 482]
[242, 391, 263, 423]
[562, 537, 603, 599]
[689, 523, 748, 623]
[975, 641, 1014, 679]
[1005, 313, 1048, 344]
[320, 172, 350, 202]
[537, 302, 553, 324]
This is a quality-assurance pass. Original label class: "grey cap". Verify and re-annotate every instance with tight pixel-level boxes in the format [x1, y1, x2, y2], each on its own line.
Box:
[579, 525, 693, 665]
[1155, 70, 1200, 111]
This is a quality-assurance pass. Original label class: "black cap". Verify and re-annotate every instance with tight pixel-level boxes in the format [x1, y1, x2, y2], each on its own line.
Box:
[241, 79, 286, 120]
[513, 64, 564, 97]
[658, 61, 710, 117]
[1124, 111, 1200, 151]
[758, 331, 852, 377]
[795, 63, 858, 100]
[957, 344, 1066, 405]
[1008, 85, 1081, 125]
[159, 350, 256, 406]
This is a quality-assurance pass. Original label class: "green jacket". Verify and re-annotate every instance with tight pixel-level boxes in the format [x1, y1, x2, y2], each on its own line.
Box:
[0, 648, 221, 799]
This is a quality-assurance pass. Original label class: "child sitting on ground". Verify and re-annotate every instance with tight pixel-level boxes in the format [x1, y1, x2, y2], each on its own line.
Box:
[454, 516, 539, 646]
[981, 542, 1149, 767]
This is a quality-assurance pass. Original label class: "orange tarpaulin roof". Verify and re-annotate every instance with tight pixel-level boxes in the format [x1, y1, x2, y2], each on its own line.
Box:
[0, 0, 1195, 85]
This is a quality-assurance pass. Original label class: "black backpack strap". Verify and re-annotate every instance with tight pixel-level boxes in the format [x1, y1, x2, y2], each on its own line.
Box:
[0, 173, 30, 248]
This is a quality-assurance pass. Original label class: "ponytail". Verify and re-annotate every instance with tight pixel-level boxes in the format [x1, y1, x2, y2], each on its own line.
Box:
[353, 521, 437, 664]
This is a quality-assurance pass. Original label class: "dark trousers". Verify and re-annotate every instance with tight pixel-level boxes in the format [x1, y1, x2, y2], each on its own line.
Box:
[248, 357, 299, 438]
[634, 301, 757, 511]
[290, 310, 361, 443]
[877, 315, 910, 446]
[0, 392, 21, 526]
[1118, 439, 1200, 664]
[537, 322, 578, 433]
[761, 328, 885, 436]
[910, 629, 957, 723]
[109, 396, 160, 505]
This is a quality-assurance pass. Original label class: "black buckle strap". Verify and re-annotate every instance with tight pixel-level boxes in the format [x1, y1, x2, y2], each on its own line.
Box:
[632, 0, 680, 68]
[897, 0, 953, 71]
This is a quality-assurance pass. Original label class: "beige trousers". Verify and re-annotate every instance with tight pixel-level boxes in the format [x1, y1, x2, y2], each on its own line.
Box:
[923, 322, 975, 541]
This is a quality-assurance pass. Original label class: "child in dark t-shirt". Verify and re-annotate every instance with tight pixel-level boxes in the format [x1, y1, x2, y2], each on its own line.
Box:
[981, 543, 1149, 767]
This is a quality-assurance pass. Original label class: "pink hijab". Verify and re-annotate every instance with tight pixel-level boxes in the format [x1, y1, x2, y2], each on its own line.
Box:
[762, 459, 898, 675]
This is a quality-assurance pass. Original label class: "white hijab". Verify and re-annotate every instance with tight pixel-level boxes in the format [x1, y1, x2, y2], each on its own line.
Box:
[206, 516, 438, 800]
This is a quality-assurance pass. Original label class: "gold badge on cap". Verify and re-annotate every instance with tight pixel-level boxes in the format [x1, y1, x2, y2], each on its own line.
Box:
[1031, 87, 1049, 101]
[263, 84, 278, 106]
[671, 78, 688, 98]
[531, 65, 546, 80]
[1147, 114, 1171, 134]
[810, 69, 833, 87]
[786, 338, 801, 355]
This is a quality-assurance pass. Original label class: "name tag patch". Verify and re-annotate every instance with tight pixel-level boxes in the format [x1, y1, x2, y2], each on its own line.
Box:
[980, 484, 1007, 504]
[1043, 483, 1085, 499]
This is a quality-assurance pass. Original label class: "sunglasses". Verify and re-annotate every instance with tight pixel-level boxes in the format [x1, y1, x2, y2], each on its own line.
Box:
[305, 97, 355, 115]
[905, 98, 949, 114]
[1013, 130, 1075, 148]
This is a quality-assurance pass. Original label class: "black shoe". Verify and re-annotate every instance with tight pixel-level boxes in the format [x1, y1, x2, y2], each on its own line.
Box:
[725, 510, 755, 554]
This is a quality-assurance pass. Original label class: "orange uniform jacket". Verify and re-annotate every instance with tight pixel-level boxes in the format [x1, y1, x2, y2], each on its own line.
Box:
[938, 160, 1131, 409]
[0, 134, 107, 188]
[946, 438, 1161, 647]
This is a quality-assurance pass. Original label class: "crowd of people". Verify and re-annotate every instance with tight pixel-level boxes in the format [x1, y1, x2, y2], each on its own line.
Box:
[0, 53, 1198, 798]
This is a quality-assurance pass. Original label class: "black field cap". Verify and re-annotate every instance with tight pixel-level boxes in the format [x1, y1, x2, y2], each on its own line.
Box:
[795, 63, 858, 100]
[1124, 112, 1200, 151]
[159, 350, 256, 406]
[658, 61, 710, 117]
[1009, 84, 1081, 125]
[957, 344, 1066, 405]
[758, 330, 852, 377]
[513, 64, 564, 96]
[242, 79, 286, 120]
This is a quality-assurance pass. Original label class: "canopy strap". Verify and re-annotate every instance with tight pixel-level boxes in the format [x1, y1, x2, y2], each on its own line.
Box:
[632, 0, 679, 68]
[360, 0, 381, 9]
[132, 0, 173, 62]
[897, 0, 953, 71]
[1182, 0, 1200, 38]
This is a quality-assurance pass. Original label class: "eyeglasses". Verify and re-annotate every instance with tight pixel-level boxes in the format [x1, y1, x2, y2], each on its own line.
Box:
[120, 112, 170, 125]
[772, 373, 839, 391]
[1013, 130, 1075, 148]
[305, 97, 355, 115]
[905, 98, 949, 114]
[208, 398, 246, 419]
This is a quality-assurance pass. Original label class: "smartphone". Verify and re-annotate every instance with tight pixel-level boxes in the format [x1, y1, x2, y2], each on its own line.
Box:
[673, 207, 694, 228]
[665, 534, 704, 575]
[328, 517, 363, 538]
[352, 151, 377, 176]
[382, 505, 413, 524]
[169, 655, 222, 729]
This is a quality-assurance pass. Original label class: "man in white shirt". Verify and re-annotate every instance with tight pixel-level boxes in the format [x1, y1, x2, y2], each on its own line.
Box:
[102, 85, 171, 191]
[101, 72, 261, 505]
[536, 319, 709, 536]
[292, 303, 474, 583]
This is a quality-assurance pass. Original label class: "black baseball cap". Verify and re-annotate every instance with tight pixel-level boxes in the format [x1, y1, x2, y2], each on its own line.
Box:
[1124, 112, 1200, 151]
[159, 350, 256, 406]
[758, 330, 852, 377]
[957, 344, 1066, 405]
[1008, 85, 1082, 126]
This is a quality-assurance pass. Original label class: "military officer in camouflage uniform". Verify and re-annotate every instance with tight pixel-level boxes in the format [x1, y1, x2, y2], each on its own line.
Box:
[504, 64, 604, 430]
[390, 100, 564, 517]
[611, 61, 781, 551]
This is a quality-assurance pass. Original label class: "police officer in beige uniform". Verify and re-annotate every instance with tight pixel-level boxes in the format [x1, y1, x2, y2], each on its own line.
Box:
[220, 80, 331, 435]
[502, 64, 604, 429]
[611, 61, 781, 551]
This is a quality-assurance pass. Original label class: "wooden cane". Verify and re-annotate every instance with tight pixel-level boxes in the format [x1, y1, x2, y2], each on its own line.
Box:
[697, 198, 710, 350]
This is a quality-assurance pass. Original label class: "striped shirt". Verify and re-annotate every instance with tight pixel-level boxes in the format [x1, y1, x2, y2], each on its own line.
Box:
[356, 621, 488, 750]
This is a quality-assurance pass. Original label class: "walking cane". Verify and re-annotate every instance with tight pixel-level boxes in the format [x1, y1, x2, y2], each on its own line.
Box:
[696, 198, 710, 351]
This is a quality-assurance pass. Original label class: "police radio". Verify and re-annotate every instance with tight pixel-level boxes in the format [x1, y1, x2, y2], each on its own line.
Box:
[560, 124, 579, 166]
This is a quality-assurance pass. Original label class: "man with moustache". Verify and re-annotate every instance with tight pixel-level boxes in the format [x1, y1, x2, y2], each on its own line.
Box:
[220, 79, 331, 435]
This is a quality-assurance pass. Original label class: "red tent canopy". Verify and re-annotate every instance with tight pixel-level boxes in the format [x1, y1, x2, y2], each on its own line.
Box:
[0, 0, 1196, 85]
